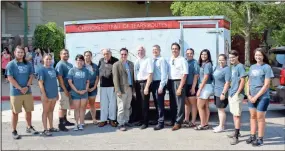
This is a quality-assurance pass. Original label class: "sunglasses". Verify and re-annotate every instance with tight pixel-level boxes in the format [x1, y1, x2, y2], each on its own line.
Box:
[172, 59, 175, 65]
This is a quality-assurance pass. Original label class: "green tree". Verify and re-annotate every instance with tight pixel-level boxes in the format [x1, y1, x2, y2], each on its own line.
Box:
[171, 1, 284, 66]
[33, 22, 64, 62]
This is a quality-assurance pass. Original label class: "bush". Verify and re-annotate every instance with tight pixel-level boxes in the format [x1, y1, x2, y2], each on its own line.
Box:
[33, 22, 64, 62]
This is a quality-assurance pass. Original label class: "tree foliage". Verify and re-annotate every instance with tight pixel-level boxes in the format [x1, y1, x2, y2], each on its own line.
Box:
[170, 1, 285, 66]
[33, 22, 64, 62]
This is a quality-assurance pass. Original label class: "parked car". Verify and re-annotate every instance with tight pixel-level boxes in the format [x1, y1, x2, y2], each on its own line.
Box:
[269, 46, 285, 105]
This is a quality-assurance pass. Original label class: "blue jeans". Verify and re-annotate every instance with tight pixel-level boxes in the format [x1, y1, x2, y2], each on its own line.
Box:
[248, 97, 270, 112]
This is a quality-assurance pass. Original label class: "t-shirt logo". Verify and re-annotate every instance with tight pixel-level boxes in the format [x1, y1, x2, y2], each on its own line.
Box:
[231, 70, 236, 77]
[75, 71, 85, 78]
[48, 70, 56, 78]
[251, 69, 262, 76]
[18, 66, 28, 74]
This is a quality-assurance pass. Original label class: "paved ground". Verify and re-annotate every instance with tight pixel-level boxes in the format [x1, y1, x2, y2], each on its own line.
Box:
[1, 77, 285, 150]
[1, 101, 285, 150]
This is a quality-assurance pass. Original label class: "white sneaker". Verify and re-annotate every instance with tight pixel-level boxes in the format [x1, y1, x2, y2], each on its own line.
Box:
[78, 124, 84, 130]
[73, 125, 79, 131]
[213, 126, 225, 133]
[212, 125, 219, 130]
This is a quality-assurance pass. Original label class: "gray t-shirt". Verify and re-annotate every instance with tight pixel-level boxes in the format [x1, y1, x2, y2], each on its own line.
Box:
[186, 59, 199, 85]
[213, 66, 231, 97]
[229, 63, 247, 97]
[199, 62, 213, 84]
[249, 64, 274, 98]
[67, 67, 90, 98]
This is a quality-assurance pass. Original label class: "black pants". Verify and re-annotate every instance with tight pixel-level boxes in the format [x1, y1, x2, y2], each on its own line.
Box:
[135, 80, 150, 125]
[151, 81, 166, 125]
[168, 80, 185, 125]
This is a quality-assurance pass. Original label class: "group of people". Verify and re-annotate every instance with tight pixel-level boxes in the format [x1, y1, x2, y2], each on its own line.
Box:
[5, 43, 273, 147]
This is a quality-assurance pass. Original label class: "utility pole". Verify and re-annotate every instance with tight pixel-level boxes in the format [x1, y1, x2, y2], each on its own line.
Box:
[23, 1, 28, 46]
[146, 1, 150, 17]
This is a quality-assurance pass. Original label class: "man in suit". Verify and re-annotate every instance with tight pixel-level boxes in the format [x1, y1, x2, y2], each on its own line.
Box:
[112, 48, 135, 131]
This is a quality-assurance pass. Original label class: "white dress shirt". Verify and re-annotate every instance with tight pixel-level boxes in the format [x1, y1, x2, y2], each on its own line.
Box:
[168, 56, 188, 80]
[134, 56, 153, 81]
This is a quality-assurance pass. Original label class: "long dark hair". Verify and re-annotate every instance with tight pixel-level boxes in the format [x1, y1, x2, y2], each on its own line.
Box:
[15, 45, 27, 64]
[198, 49, 213, 67]
[253, 47, 269, 64]
[3, 47, 10, 55]
[84, 51, 95, 70]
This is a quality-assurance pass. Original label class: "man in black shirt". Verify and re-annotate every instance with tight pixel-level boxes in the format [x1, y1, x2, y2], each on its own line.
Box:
[98, 49, 119, 127]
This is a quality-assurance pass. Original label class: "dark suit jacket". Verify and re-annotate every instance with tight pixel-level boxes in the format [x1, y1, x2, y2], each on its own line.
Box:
[112, 60, 135, 94]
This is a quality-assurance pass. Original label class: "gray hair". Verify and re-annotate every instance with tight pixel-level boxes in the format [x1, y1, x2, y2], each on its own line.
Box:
[153, 45, 161, 51]
[101, 48, 112, 54]
[137, 45, 145, 51]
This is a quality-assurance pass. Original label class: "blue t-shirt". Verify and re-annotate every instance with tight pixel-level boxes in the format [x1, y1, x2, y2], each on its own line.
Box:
[85, 63, 99, 87]
[229, 63, 247, 97]
[124, 62, 132, 86]
[186, 59, 199, 85]
[67, 67, 90, 98]
[6, 60, 33, 96]
[199, 62, 213, 84]
[213, 66, 231, 97]
[55, 60, 73, 92]
[248, 64, 274, 98]
[37, 66, 59, 99]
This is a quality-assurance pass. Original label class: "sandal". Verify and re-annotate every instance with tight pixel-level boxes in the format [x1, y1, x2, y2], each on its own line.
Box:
[194, 125, 208, 130]
[189, 122, 196, 128]
[41, 130, 52, 136]
[49, 128, 59, 132]
[93, 121, 98, 125]
[182, 120, 190, 128]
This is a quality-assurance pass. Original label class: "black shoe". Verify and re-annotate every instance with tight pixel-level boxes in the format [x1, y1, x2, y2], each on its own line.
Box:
[26, 126, 39, 135]
[58, 124, 69, 132]
[124, 122, 133, 127]
[65, 120, 75, 126]
[252, 138, 263, 147]
[165, 121, 174, 126]
[134, 122, 143, 126]
[64, 115, 75, 126]
[149, 120, 158, 125]
[153, 125, 164, 131]
[246, 135, 256, 144]
[12, 130, 21, 139]
[140, 124, 148, 129]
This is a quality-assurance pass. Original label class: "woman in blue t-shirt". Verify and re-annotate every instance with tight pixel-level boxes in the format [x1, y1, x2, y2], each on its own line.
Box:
[195, 49, 214, 130]
[84, 51, 99, 125]
[246, 48, 274, 146]
[68, 54, 90, 131]
[212, 54, 231, 133]
[37, 54, 59, 136]
[183, 48, 199, 128]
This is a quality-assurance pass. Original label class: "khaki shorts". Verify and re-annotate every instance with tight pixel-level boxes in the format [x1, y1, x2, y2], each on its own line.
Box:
[10, 94, 34, 113]
[228, 94, 244, 116]
[58, 92, 72, 109]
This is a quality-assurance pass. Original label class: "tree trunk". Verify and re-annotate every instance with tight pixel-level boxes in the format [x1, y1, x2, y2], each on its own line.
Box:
[244, 33, 251, 67]
[244, 3, 252, 67]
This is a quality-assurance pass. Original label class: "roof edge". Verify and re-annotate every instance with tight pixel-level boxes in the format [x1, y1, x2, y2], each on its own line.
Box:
[64, 16, 231, 26]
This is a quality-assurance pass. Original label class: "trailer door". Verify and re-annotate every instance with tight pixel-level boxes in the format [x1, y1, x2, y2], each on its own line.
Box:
[179, 20, 222, 66]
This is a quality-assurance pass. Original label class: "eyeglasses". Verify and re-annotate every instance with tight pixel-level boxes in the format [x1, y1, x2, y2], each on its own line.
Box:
[121, 54, 127, 56]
